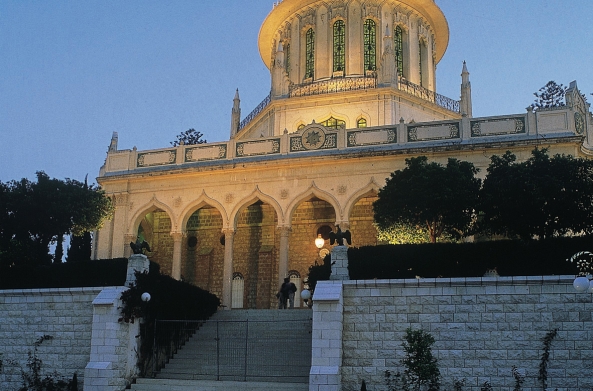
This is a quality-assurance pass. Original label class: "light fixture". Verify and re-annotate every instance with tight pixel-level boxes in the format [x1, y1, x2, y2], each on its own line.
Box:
[141, 292, 151, 302]
[315, 234, 325, 249]
[573, 276, 590, 292]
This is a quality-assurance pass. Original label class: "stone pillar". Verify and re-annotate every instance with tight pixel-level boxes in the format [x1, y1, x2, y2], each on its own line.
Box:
[123, 234, 136, 259]
[222, 228, 235, 309]
[170, 231, 184, 280]
[278, 226, 291, 288]
[125, 254, 150, 287]
[330, 246, 349, 280]
[309, 281, 344, 391]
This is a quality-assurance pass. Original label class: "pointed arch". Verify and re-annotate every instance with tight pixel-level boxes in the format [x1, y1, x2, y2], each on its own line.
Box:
[180, 191, 229, 231]
[230, 186, 285, 228]
[286, 182, 342, 223]
[128, 197, 177, 236]
[343, 178, 381, 220]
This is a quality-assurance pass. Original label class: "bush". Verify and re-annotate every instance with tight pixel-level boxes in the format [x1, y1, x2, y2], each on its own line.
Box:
[348, 236, 590, 279]
[0, 258, 128, 289]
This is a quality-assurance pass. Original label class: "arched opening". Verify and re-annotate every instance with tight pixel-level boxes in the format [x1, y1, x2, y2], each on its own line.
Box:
[290, 197, 336, 289]
[184, 205, 224, 298]
[349, 190, 379, 247]
[333, 20, 346, 74]
[135, 209, 173, 275]
[234, 200, 279, 309]
[363, 19, 377, 73]
[288, 270, 302, 308]
[232, 273, 245, 309]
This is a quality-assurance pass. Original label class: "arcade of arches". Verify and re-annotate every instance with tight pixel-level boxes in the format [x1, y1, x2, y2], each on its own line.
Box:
[134, 193, 378, 309]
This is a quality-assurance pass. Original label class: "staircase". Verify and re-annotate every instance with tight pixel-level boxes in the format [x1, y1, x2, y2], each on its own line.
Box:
[130, 309, 312, 391]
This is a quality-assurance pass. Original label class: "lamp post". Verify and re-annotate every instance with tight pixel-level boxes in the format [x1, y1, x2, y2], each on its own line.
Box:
[315, 234, 325, 249]
[568, 251, 593, 293]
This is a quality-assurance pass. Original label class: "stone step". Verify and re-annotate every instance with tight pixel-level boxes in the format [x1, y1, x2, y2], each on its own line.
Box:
[130, 379, 308, 391]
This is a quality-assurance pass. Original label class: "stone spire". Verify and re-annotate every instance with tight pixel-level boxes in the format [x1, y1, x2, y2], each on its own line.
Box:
[460, 61, 473, 117]
[271, 41, 289, 98]
[108, 131, 118, 152]
[230, 89, 241, 138]
[378, 25, 397, 87]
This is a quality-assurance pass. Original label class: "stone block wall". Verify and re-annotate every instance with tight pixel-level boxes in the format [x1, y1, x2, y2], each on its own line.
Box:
[312, 277, 593, 391]
[0, 287, 102, 390]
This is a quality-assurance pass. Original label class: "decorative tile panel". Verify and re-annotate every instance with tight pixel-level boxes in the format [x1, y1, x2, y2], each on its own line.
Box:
[408, 122, 460, 142]
[185, 144, 227, 162]
[236, 139, 280, 157]
[137, 150, 176, 168]
[471, 116, 526, 137]
[290, 132, 337, 152]
[347, 128, 396, 147]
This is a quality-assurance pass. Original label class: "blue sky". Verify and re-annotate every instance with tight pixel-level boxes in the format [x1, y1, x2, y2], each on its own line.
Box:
[1, 0, 591, 184]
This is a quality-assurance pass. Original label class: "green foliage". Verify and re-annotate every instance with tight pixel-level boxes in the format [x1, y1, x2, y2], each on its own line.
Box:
[0, 172, 113, 267]
[511, 366, 525, 391]
[376, 222, 458, 245]
[538, 328, 558, 391]
[119, 265, 220, 376]
[479, 148, 593, 240]
[66, 232, 92, 262]
[374, 156, 480, 243]
[17, 335, 76, 391]
[480, 381, 493, 391]
[170, 128, 207, 147]
[347, 235, 586, 280]
[0, 258, 128, 289]
[306, 254, 332, 294]
[401, 328, 440, 391]
[531, 81, 566, 110]
[453, 379, 465, 391]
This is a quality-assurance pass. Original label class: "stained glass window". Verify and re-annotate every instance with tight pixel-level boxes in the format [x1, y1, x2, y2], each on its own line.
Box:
[306, 28, 315, 79]
[394, 26, 404, 78]
[321, 116, 346, 129]
[333, 20, 345, 73]
[419, 41, 425, 87]
[285, 43, 290, 77]
[357, 118, 367, 128]
[363, 19, 376, 72]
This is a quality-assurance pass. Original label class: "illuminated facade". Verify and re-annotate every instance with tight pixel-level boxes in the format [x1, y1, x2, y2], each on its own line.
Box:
[95, 0, 592, 309]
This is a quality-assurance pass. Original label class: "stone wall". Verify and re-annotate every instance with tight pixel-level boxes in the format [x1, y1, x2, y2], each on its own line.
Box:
[0, 287, 102, 390]
[311, 277, 593, 391]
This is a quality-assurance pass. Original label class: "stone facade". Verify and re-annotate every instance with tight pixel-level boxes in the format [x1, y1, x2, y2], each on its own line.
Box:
[0, 287, 101, 390]
[311, 277, 593, 391]
[94, 0, 593, 311]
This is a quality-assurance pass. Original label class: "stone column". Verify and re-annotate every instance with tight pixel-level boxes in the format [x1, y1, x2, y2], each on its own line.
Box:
[330, 246, 349, 280]
[278, 226, 291, 288]
[222, 228, 235, 309]
[170, 231, 184, 280]
[123, 234, 136, 259]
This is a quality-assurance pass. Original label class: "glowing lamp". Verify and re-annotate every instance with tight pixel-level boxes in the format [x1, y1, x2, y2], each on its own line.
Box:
[315, 234, 325, 249]
[573, 276, 590, 292]
[141, 292, 151, 302]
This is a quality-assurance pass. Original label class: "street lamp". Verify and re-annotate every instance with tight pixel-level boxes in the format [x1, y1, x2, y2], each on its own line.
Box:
[315, 234, 325, 249]
[567, 251, 593, 293]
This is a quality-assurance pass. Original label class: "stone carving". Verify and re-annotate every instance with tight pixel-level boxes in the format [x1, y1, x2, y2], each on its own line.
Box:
[137, 150, 176, 167]
[225, 193, 234, 204]
[471, 117, 526, 137]
[280, 189, 289, 199]
[338, 185, 347, 195]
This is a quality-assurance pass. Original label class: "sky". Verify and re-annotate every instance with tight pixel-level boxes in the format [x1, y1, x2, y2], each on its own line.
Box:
[1, 0, 592, 184]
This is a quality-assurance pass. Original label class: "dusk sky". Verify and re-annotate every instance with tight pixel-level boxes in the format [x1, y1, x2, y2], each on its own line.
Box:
[1, 0, 592, 184]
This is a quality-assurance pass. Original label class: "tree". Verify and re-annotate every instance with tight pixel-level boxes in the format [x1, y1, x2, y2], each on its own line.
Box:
[479, 148, 593, 240]
[401, 328, 440, 391]
[531, 81, 567, 110]
[170, 128, 206, 147]
[0, 172, 113, 266]
[374, 156, 481, 243]
[66, 231, 92, 262]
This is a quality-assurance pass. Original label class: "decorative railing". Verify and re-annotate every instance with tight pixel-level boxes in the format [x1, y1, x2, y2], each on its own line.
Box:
[239, 92, 272, 130]
[398, 78, 460, 113]
[289, 75, 378, 98]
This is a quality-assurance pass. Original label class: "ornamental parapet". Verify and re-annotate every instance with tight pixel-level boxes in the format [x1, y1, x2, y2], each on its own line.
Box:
[100, 105, 590, 176]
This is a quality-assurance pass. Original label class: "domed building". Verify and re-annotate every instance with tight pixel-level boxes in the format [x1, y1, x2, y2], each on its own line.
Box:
[95, 0, 592, 309]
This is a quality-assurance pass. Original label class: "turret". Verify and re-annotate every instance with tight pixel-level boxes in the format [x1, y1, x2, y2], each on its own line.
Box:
[108, 132, 118, 152]
[460, 61, 473, 117]
[230, 89, 241, 138]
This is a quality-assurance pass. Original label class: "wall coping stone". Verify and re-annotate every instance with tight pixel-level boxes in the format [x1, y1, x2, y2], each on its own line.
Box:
[340, 275, 575, 288]
[0, 287, 107, 296]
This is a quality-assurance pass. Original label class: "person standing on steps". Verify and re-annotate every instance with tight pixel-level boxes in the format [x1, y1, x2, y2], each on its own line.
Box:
[280, 277, 297, 309]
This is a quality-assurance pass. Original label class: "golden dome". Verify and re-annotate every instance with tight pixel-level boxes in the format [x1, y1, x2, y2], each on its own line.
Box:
[258, 0, 449, 70]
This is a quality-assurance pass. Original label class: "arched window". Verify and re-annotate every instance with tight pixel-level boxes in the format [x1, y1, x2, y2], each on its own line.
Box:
[231, 273, 244, 309]
[321, 116, 346, 129]
[333, 20, 346, 73]
[305, 28, 315, 79]
[394, 26, 404, 78]
[363, 19, 376, 72]
[419, 40, 427, 87]
[297, 124, 306, 131]
[285, 42, 291, 77]
[357, 118, 367, 128]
